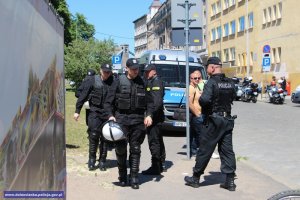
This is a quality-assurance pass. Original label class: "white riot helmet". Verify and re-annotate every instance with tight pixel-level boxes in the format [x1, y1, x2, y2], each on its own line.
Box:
[248, 76, 253, 81]
[102, 120, 125, 141]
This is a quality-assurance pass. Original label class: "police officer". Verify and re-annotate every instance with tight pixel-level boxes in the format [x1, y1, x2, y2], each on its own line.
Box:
[184, 57, 237, 191]
[75, 68, 96, 126]
[142, 64, 166, 175]
[104, 58, 153, 189]
[74, 64, 114, 171]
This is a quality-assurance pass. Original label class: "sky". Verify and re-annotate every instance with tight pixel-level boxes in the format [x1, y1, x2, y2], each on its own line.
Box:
[66, 0, 163, 52]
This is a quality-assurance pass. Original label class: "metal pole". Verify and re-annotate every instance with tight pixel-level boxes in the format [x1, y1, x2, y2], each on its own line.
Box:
[184, 0, 190, 159]
[246, 0, 250, 77]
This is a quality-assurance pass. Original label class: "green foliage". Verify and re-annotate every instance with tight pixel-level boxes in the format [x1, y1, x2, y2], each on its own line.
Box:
[64, 38, 116, 87]
[70, 13, 95, 41]
[49, 0, 72, 45]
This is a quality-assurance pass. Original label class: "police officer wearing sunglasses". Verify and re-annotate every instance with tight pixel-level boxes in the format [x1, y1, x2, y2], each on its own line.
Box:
[184, 57, 237, 191]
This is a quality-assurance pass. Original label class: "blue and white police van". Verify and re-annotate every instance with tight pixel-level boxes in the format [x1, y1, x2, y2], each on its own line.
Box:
[139, 49, 207, 132]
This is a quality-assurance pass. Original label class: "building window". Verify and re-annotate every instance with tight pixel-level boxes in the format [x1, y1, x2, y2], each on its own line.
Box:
[217, 1, 221, 14]
[276, 47, 281, 63]
[230, 47, 235, 60]
[217, 26, 222, 39]
[223, 23, 229, 37]
[238, 16, 245, 32]
[271, 48, 276, 64]
[277, 2, 282, 19]
[263, 9, 267, 24]
[224, 48, 229, 62]
[224, 0, 229, 10]
[211, 28, 216, 41]
[211, 3, 217, 16]
[230, 20, 236, 35]
[248, 12, 254, 28]
[273, 5, 277, 21]
[267, 7, 272, 23]
[230, 0, 236, 7]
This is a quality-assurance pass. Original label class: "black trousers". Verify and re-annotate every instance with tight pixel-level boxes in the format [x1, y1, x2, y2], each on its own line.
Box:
[193, 114, 236, 176]
[87, 112, 107, 161]
[146, 122, 166, 162]
[115, 123, 146, 175]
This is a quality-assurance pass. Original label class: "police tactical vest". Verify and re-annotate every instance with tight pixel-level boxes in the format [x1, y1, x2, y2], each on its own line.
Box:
[211, 75, 235, 113]
[89, 75, 104, 108]
[116, 75, 146, 111]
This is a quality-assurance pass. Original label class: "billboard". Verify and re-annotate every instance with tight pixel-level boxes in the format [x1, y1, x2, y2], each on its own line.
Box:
[0, 0, 66, 198]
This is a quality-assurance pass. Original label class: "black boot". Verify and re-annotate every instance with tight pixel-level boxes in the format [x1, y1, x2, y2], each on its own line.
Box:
[142, 158, 161, 175]
[220, 173, 236, 191]
[129, 154, 140, 189]
[88, 158, 97, 171]
[99, 160, 106, 171]
[129, 174, 139, 189]
[88, 132, 99, 171]
[184, 175, 200, 188]
[99, 140, 108, 171]
[118, 171, 127, 187]
[116, 144, 127, 187]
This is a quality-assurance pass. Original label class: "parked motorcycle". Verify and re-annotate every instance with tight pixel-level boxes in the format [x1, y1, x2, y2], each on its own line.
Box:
[266, 85, 286, 104]
[241, 82, 259, 103]
[232, 77, 243, 100]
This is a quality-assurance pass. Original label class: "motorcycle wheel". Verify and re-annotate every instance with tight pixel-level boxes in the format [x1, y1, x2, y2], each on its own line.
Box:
[252, 97, 257, 103]
[268, 190, 300, 200]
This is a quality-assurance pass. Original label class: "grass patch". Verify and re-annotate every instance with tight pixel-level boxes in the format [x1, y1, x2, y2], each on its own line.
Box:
[65, 90, 89, 154]
[236, 156, 249, 161]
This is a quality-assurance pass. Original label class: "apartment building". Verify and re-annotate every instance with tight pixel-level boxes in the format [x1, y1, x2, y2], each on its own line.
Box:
[133, 0, 208, 60]
[207, 0, 300, 90]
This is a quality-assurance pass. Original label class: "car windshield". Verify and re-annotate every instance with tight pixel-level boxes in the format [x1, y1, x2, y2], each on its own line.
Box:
[154, 63, 206, 88]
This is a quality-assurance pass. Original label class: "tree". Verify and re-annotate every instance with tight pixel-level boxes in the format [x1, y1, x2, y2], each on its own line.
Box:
[49, 0, 72, 45]
[70, 13, 95, 41]
[64, 38, 116, 87]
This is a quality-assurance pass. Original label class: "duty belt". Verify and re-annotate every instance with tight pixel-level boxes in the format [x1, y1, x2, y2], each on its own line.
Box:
[213, 112, 230, 117]
[118, 109, 144, 115]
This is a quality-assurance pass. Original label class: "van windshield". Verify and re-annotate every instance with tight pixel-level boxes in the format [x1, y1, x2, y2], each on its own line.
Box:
[154, 64, 206, 88]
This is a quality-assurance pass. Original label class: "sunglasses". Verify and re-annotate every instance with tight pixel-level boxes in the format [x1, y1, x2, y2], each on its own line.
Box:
[191, 77, 201, 80]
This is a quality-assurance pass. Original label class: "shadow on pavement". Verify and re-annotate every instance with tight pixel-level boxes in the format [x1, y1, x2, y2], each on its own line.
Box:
[200, 171, 223, 186]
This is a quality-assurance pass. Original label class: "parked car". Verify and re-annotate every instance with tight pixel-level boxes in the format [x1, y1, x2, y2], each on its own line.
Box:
[291, 85, 300, 104]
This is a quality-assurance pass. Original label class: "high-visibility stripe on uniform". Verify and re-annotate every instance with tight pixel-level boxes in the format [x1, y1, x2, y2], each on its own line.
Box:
[152, 87, 160, 91]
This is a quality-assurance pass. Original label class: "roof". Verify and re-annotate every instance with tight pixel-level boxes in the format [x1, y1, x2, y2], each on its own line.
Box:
[151, 0, 161, 8]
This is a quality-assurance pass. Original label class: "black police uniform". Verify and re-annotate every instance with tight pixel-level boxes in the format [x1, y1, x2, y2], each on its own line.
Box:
[75, 69, 96, 126]
[104, 73, 151, 189]
[185, 72, 237, 191]
[142, 74, 166, 175]
[75, 74, 114, 171]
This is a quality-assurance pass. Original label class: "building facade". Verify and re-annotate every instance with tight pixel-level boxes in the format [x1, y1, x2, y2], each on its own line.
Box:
[207, 0, 300, 91]
[133, 0, 208, 61]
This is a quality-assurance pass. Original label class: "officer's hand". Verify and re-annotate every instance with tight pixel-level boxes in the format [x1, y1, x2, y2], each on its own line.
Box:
[144, 116, 152, 127]
[73, 113, 80, 121]
[109, 116, 116, 121]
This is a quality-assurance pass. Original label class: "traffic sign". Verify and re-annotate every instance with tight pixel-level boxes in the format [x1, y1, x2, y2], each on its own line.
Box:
[112, 55, 121, 65]
[263, 45, 271, 53]
[262, 57, 271, 72]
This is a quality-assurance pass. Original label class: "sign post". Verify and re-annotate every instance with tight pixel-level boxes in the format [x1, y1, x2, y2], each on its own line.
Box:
[262, 45, 271, 99]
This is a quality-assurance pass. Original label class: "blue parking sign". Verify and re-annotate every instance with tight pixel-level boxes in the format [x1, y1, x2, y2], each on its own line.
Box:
[262, 57, 271, 72]
[112, 55, 121, 64]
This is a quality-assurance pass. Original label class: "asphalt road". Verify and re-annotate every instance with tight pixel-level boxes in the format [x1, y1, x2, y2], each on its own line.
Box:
[67, 96, 300, 200]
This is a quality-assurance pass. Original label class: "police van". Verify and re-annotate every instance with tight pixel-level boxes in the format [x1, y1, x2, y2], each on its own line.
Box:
[139, 49, 207, 132]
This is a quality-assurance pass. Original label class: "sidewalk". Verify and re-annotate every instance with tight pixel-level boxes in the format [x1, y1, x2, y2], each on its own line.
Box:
[66, 136, 289, 200]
